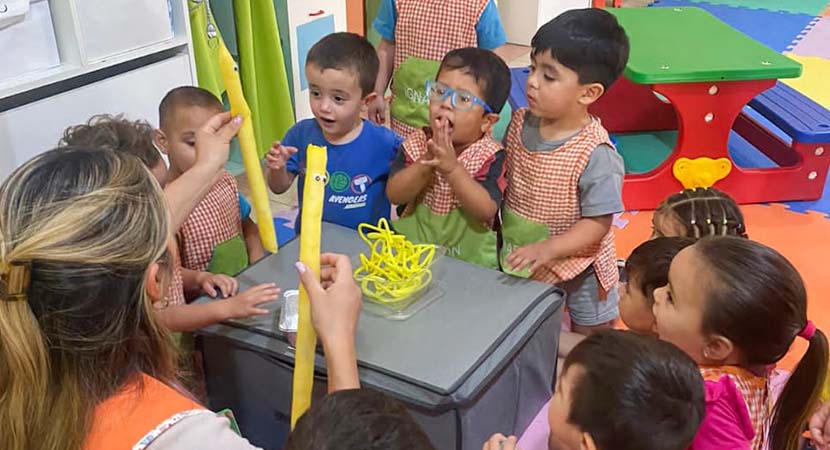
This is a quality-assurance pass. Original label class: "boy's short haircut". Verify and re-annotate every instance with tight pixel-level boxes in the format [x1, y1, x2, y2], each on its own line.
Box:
[60, 114, 161, 169]
[306, 32, 379, 96]
[564, 330, 705, 450]
[284, 388, 436, 450]
[438, 47, 511, 114]
[625, 237, 696, 305]
[158, 86, 224, 130]
[531, 8, 630, 91]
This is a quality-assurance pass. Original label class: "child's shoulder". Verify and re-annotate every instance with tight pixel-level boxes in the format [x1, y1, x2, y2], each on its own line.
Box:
[359, 120, 404, 150]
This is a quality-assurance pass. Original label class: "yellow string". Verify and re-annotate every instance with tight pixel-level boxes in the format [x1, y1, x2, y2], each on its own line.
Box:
[354, 219, 436, 303]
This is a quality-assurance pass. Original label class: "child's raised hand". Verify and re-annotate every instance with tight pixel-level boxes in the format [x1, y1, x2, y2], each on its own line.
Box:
[194, 112, 243, 172]
[482, 434, 519, 450]
[506, 240, 558, 274]
[198, 272, 238, 298]
[266, 141, 298, 171]
[221, 282, 280, 319]
[421, 117, 460, 175]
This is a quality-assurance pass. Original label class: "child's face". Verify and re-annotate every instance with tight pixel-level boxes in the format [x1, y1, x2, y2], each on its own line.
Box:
[651, 209, 687, 239]
[652, 246, 709, 364]
[159, 105, 220, 174]
[526, 50, 596, 122]
[618, 275, 656, 335]
[306, 63, 370, 141]
[548, 364, 592, 450]
[428, 69, 497, 148]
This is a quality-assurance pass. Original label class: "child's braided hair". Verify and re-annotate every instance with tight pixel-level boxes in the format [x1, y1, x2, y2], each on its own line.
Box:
[656, 188, 747, 239]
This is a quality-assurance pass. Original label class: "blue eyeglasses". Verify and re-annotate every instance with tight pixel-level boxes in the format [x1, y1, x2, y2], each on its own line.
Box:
[425, 81, 493, 114]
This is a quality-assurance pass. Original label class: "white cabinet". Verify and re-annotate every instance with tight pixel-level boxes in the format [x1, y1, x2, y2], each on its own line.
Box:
[0, 55, 193, 180]
[499, 0, 592, 46]
[0, 0, 197, 181]
[284, 0, 348, 120]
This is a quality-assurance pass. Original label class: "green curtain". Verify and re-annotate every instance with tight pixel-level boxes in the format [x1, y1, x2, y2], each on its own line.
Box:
[233, 0, 294, 158]
[189, 1, 294, 159]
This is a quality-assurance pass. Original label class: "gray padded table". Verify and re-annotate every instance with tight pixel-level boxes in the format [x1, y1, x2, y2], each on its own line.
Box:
[196, 223, 563, 450]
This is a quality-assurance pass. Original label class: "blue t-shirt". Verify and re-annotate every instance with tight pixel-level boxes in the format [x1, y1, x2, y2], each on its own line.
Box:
[285, 119, 403, 231]
[372, 0, 507, 50]
[238, 194, 251, 220]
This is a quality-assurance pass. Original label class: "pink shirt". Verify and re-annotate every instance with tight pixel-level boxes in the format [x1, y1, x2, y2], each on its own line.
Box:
[691, 376, 755, 450]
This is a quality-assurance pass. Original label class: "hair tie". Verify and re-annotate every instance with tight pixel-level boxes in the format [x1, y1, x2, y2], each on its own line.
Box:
[0, 261, 31, 301]
[799, 320, 816, 340]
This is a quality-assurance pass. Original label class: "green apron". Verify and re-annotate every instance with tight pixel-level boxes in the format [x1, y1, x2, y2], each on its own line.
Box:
[499, 206, 552, 279]
[393, 204, 498, 269]
[206, 234, 249, 276]
[390, 57, 441, 129]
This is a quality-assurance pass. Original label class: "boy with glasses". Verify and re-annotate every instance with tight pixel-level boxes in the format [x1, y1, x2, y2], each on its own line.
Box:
[386, 47, 509, 269]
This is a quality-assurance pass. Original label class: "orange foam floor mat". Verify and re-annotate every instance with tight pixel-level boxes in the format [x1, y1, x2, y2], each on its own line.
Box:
[613, 204, 830, 370]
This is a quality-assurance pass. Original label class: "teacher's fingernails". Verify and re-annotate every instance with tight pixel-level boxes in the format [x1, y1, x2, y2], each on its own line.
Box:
[233, 115, 243, 124]
[294, 262, 307, 274]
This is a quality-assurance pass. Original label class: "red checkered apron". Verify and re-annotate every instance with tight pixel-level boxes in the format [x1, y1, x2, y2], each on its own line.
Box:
[401, 129, 502, 216]
[178, 171, 243, 272]
[701, 366, 771, 450]
[502, 109, 618, 292]
[390, 0, 488, 137]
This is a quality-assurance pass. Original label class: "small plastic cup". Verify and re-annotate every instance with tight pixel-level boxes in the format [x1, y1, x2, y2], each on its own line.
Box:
[279, 289, 299, 347]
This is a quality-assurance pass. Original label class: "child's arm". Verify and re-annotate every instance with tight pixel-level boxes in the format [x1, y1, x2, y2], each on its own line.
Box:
[243, 217, 266, 263]
[265, 141, 298, 194]
[153, 283, 280, 332]
[181, 268, 238, 298]
[166, 113, 243, 231]
[421, 118, 498, 222]
[386, 146, 434, 206]
[506, 215, 612, 273]
[369, 38, 396, 125]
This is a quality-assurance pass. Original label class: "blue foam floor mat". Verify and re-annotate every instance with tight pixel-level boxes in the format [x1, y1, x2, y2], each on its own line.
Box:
[651, 0, 817, 52]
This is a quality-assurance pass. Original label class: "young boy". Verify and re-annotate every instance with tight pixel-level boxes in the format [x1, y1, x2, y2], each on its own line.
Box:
[368, 0, 508, 137]
[619, 237, 695, 335]
[386, 47, 509, 269]
[266, 32, 402, 231]
[60, 114, 279, 331]
[157, 86, 265, 276]
[484, 330, 705, 450]
[502, 9, 630, 335]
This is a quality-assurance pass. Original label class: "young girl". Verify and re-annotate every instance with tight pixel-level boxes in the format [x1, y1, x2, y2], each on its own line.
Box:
[652, 188, 747, 239]
[653, 236, 828, 450]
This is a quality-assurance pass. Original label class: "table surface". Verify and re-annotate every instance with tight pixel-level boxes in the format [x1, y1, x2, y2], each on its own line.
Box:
[196, 223, 560, 395]
[610, 7, 801, 84]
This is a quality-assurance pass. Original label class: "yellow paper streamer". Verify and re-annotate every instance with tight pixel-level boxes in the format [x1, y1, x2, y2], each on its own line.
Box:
[290, 144, 328, 427]
[217, 41, 278, 253]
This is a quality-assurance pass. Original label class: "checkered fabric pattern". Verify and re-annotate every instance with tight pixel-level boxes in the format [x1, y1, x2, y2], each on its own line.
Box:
[503, 109, 618, 292]
[178, 171, 243, 272]
[402, 129, 502, 216]
[701, 366, 771, 450]
[390, 0, 488, 137]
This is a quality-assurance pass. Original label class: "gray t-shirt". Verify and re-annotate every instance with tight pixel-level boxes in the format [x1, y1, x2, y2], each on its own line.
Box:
[520, 114, 625, 217]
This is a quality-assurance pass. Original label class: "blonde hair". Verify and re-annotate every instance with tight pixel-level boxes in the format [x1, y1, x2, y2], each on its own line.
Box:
[0, 147, 178, 450]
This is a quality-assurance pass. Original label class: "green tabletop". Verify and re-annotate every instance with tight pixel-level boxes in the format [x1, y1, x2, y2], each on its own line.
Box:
[609, 7, 802, 84]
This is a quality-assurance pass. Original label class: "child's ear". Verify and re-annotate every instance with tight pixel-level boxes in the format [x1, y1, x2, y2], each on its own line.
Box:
[578, 83, 605, 107]
[361, 91, 379, 110]
[480, 112, 500, 134]
[703, 335, 735, 363]
[145, 262, 163, 303]
[580, 432, 598, 450]
[154, 129, 169, 155]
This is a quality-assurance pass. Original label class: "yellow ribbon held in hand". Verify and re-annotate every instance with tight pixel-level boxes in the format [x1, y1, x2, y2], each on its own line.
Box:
[290, 144, 328, 428]
[217, 41, 278, 253]
[354, 219, 436, 303]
